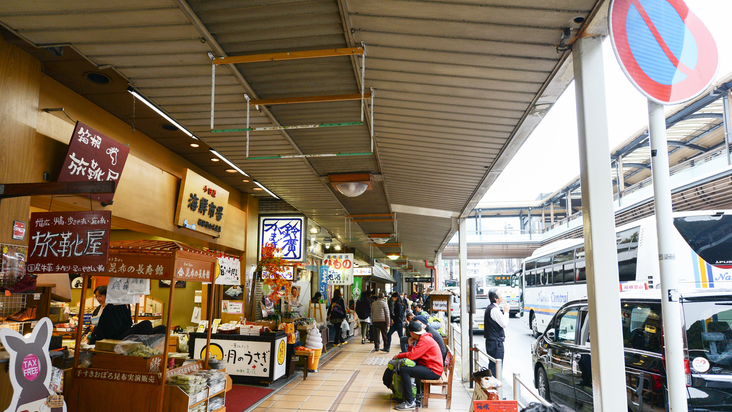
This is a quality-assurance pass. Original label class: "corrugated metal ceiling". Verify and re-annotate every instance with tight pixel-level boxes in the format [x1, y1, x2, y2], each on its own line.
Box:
[0, 0, 604, 272]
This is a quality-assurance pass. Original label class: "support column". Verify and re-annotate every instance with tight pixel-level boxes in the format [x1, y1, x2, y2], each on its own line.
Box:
[723, 92, 732, 165]
[573, 35, 628, 411]
[550, 202, 554, 225]
[648, 101, 689, 412]
[541, 207, 545, 231]
[459, 218, 470, 381]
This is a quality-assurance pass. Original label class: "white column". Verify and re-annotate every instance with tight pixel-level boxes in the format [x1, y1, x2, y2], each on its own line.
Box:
[648, 101, 689, 412]
[459, 218, 470, 381]
[573, 35, 628, 411]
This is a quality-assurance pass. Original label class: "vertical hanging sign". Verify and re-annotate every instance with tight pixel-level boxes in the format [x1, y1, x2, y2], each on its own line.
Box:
[57, 122, 130, 204]
[258, 216, 306, 262]
[323, 253, 354, 285]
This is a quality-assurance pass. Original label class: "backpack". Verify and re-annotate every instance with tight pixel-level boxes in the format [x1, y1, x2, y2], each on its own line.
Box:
[331, 300, 346, 318]
[383, 358, 417, 401]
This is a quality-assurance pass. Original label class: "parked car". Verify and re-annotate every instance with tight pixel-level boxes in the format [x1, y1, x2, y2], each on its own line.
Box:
[531, 289, 732, 411]
[472, 296, 491, 333]
[450, 294, 460, 322]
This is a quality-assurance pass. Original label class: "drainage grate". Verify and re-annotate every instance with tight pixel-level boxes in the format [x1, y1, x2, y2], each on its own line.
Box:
[363, 356, 391, 366]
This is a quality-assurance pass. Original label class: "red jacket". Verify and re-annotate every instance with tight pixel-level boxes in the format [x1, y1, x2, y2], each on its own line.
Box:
[396, 332, 444, 376]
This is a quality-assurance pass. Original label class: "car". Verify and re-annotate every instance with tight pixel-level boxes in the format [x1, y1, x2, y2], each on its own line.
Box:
[472, 296, 491, 333]
[450, 294, 460, 323]
[531, 289, 732, 411]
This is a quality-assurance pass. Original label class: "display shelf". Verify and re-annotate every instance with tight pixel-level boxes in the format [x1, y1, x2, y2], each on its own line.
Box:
[163, 375, 231, 412]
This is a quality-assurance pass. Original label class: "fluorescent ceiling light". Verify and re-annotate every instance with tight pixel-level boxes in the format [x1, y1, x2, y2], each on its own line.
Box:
[209, 149, 249, 177]
[254, 181, 279, 199]
[127, 87, 198, 140]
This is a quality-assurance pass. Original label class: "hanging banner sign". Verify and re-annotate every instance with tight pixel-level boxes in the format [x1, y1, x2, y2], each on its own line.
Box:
[609, 0, 718, 104]
[354, 267, 372, 277]
[175, 169, 230, 237]
[323, 253, 354, 285]
[27, 211, 111, 273]
[57, 121, 130, 204]
[216, 256, 241, 285]
[258, 215, 306, 262]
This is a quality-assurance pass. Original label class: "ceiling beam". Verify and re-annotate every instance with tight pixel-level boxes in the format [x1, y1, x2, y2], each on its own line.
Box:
[213, 47, 363, 65]
[249, 93, 371, 106]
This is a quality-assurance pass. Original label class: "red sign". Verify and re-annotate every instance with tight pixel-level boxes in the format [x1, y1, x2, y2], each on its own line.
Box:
[175, 257, 214, 282]
[12, 221, 25, 241]
[57, 122, 130, 204]
[473, 400, 518, 411]
[609, 0, 718, 104]
[26, 211, 111, 274]
[102, 255, 172, 280]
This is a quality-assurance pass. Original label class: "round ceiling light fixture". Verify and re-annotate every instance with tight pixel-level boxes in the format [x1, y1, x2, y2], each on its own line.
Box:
[225, 169, 237, 173]
[329, 173, 373, 198]
[335, 182, 368, 197]
[190, 143, 200, 148]
[161, 124, 178, 131]
[211, 158, 220, 162]
[84, 71, 111, 85]
[372, 237, 389, 244]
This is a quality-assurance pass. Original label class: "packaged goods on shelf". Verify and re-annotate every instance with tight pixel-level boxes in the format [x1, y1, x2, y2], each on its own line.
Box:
[207, 396, 225, 411]
[168, 374, 207, 395]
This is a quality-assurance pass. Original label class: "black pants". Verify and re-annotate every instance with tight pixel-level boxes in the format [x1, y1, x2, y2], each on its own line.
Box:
[386, 321, 403, 349]
[399, 364, 440, 404]
[485, 339, 505, 378]
[331, 318, 344, 345]
[372, 321, 388, 350]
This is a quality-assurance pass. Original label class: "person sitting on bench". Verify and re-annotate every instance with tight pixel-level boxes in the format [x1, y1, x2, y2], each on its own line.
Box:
[391, 321, 443, 410]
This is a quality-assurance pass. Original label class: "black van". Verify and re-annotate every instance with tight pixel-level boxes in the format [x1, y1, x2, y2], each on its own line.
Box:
[531, 289, 732, 411]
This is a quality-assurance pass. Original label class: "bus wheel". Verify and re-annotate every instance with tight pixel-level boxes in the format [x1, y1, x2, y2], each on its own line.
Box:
[531, 314, 539, 338]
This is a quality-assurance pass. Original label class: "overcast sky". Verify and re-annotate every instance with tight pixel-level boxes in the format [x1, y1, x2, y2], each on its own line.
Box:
[479, 0, 732, 204]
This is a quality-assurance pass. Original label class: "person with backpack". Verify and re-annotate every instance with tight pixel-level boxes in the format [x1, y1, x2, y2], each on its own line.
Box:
[328, 288, 348, 347]
[385, 292, 404, 352]
[391, 321, 443, 410]
[356, 290, 372, 344]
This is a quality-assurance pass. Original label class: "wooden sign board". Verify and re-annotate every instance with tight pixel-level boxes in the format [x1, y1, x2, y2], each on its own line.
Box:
[473, 400, 518, 411]
[174, 169, 230, 238]
[432, 296, 449, 312]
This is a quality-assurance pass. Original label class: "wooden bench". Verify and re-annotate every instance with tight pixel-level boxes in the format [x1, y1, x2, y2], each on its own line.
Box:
[422, 346, 455, 408]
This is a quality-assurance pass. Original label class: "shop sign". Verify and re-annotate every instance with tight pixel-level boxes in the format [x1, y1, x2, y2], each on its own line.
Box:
[175, 257, 214, 282]
[26, 211, 111, 274]
[175, 169, 230, 237]
[354, 267, 371, 276]
[215, 256, 241, 285]
[258, 215, 306, 262]
[102, 255, 171, 279]
[323, 253, 354, 285]
[57, 121, 130, 204]
[193, 337, 287, 380]
[432, 299, 448, 311]
[473, 400, 518, 411]
[12, 220, 26, 241]
[74, 368, 159, 385]
[404, 276, 433, 283]
[318, 266, 329, 303]
[0, 318, 68, 412]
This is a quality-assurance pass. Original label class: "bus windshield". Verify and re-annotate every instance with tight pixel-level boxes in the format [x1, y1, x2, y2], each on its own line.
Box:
[674, 214, 732, 267]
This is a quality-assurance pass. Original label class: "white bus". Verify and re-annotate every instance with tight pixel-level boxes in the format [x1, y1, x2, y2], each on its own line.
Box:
[515, 210, 732, 337]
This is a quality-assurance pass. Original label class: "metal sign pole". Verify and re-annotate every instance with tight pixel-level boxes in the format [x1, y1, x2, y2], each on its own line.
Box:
[647, 100, 689, 412]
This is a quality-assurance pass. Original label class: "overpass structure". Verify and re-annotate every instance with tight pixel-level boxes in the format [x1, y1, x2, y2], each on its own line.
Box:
[444, 74, 732, 259]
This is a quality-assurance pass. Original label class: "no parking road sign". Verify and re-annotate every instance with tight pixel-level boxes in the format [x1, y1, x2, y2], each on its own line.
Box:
[610, 0, 718, 105]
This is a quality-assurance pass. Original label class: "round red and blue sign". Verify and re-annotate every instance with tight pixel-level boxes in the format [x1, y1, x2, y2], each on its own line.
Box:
[609, 0, 718, 105]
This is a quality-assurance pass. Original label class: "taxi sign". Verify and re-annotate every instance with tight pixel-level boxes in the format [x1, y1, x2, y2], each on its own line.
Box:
[609, 0, 717, 105]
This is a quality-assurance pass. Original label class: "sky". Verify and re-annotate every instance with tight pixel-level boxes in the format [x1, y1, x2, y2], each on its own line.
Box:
[479, 0, 732, 204]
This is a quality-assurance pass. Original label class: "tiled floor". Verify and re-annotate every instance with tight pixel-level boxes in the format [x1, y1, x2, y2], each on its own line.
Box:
[250, 339, 474, 412]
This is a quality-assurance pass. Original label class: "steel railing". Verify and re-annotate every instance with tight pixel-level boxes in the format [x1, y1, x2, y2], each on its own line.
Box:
[471, 345, 503, 399]
[512, 372, 552, 409]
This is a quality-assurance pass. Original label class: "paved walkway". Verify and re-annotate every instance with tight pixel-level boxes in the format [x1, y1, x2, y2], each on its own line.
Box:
[251, 338, 473, 412]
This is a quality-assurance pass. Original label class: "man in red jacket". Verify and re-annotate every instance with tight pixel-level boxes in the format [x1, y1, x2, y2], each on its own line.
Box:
[392, 321, 444, 410]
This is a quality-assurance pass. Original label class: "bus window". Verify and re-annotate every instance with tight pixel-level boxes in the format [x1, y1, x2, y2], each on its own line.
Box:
[536, 255, 552, 268]
[525, 261, 536, 270]
[575, 246, 586, 283]
[553, 250, 574, 284]
[563, 263, 575, 283]
[527, 271, 536, 287]
[617, 227, 639, 282]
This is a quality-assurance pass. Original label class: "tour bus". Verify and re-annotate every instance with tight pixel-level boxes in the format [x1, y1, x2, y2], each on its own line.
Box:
[515, 210, 732, 337]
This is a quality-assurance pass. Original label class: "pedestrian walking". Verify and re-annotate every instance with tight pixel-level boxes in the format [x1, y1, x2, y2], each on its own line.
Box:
[371, 292, 390, 352]
[328, 289, 348, 347]
[484, 288, 510, 377]
[385, 292, 404, 352]
[356, 290, 372, 344]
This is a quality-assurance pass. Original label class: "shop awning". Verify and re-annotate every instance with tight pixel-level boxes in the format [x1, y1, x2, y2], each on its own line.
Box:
[371, 265, 396, 283]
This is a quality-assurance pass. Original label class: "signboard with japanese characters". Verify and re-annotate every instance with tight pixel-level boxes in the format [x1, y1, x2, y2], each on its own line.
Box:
[57, 121, 130, 204]
[323, 253, 354, 285]
[175, 256, 215, 282]
[192, 336, 287, 381]
[103, 255, 171, 279]
[26, 211, 111, 274]
[175, 169, 230, 238]
[258, 216, 306, 262]
[215, 256, 241, 285]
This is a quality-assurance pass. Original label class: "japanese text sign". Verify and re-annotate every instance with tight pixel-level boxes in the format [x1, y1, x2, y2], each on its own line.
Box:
[473, 400, 518, 411]
[57, 121, 130, 204]
[258, 216, 306, 262]
[609, 0, 718, 104]
[102, 255, 170, 279]
[175, 169, 230, 237]
[323, 253, 354, 285]
[27, 211, 111, 274]
[175, 257, 214, 282]
[216, 256, 241, 285]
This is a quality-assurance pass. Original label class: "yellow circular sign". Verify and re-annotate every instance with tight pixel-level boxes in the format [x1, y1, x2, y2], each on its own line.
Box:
[201, 343, 224, 361]
[277, 340, 286, 365]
